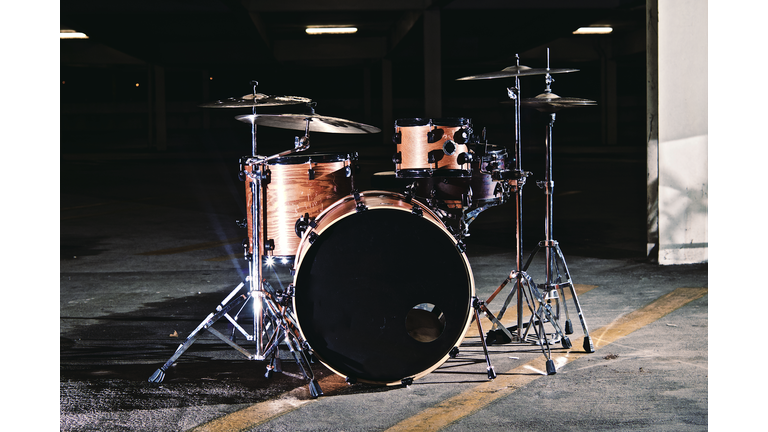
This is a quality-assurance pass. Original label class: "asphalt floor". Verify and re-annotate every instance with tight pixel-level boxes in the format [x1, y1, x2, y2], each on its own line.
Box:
[53, 137, 721, 431]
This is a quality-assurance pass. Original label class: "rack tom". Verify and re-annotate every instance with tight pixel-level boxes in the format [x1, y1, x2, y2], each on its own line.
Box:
[414, 143, 512, 209]
[393, 118, 473, 178]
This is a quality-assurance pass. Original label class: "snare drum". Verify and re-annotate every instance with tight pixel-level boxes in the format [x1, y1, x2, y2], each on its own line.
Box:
[292, 191, 474, 385]
[393, 118, 473, 178]
[242, 152, 353, 257]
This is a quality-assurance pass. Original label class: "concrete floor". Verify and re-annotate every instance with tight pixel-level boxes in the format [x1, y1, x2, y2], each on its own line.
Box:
[58, 137, 712, 431]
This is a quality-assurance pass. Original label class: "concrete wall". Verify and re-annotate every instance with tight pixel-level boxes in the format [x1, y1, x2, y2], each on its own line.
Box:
[647, 0, 708, 265]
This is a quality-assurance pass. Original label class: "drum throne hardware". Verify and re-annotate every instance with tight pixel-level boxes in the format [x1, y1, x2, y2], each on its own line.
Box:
[149, 82, 379, 397]
[516, 69, 597, 354]
[457, 53, 586, 374]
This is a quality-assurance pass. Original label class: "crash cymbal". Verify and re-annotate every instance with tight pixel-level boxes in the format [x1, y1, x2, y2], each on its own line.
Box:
[235, 113, 381, 134]
[200, 93, 311, 108]
[457, 66, 578, 81]
[505, 92, 596, 112]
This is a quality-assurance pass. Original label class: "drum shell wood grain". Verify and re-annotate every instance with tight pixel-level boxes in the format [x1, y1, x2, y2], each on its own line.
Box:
[244, 154, 352, 257]
[394, 119, 471, 176]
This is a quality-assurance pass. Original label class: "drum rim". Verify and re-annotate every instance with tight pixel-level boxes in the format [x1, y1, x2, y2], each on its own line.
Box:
[291, 190, 475, 385]
[268, 152, 352, 165]
[431, 117, 471, 127]
[395, 168, 473, 178]
[395, 117, 430, 127]
[394, 117, 472, 128]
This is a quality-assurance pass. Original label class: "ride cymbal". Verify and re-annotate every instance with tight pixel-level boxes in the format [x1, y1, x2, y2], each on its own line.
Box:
[518, 92, 596, 112]
[200, 93, 311, 108]
[457, 66, 578, 81]
[235, 113, 381, 134]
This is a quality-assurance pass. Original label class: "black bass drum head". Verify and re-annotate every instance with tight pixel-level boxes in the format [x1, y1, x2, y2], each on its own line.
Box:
[293, 205, 473, 385]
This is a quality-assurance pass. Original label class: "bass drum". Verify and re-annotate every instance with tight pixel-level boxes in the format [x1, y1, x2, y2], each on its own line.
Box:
[292, 191, 475, 385]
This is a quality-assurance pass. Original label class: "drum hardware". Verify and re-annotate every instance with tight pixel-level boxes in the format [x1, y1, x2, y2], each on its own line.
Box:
[471, 297, 498, 380]
[457, 53, 587, 374]
[516, 69, 596, 353]
[150, 151, 325, 397]
[294, 213, 312, 238]
[150, 84, 379, 397]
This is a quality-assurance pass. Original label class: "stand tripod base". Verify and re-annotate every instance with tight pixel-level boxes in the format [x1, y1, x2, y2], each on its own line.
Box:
[583, 335, 595, 353]
[486, 320, 571, 349]
[523, 240, 596, 353]
[147, 281, 323, 398]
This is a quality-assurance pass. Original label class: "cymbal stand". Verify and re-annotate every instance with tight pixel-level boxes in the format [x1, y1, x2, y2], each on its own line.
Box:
[149, 83, 323, 397]
[522, 72, 595, 353]
[481, 55, 565, 374]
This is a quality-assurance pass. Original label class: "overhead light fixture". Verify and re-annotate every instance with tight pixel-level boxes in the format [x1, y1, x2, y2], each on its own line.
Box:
[573, 26, 613, 35]
[60, 29, 89, 39]
[305, 26, 358, 35]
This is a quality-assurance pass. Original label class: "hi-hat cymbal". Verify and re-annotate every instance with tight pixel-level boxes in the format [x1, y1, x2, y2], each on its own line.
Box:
[457, 66, 578, 81]
[505, 92, 597, 112]
[200, 93, 311, 108]
[235, 113, 381, 134]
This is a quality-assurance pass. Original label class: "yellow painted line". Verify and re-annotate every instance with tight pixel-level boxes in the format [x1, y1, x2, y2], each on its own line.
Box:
[187, 374, 347, 432]
[466, 284, 598, 338]
[188, 398, 312, 432]
[138, 238, 243, 255]
[383, 286, 708, 432]
[186, 286, 706, 432]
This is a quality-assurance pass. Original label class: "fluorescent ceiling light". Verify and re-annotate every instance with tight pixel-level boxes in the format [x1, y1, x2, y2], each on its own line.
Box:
[573, 26, 613, 35]
[305, 26, 358, 35]
[60, 29, 89, 39]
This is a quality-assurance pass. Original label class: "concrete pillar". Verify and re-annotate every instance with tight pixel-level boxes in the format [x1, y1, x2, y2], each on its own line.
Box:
[363, 65, 372, 126]
[382, 58, 393, 145]
[153, 65, 167, 151]
[600, 39, 618, 145]
[647, 0, 708, 264]
[202, 70, 210, 130]
[423, 8, 441, 118]
[147, 65, 154, 148]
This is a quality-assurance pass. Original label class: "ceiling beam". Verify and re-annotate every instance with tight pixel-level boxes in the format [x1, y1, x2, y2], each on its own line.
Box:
[241, 0, 435, 12]
[389, 11, 423, 52]
[274, 37, 388, 61]
[248, 12, 272, 49]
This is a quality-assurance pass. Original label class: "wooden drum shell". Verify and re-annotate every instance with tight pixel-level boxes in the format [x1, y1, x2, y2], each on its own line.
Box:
[243, 153, 352, 257]
[394, 118, 471, 178]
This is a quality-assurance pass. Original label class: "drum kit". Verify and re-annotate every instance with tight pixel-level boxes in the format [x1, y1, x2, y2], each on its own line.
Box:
[149, 51, 596, 396]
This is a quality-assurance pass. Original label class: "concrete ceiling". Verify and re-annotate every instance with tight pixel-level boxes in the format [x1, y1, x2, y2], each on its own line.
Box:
[60, 0, 646, 69]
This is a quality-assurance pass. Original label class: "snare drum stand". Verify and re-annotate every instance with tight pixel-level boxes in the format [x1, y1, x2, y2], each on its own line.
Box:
[480, 56, 570, 374]
[149, 85, 323, 397]
[521, 73, 595, 354]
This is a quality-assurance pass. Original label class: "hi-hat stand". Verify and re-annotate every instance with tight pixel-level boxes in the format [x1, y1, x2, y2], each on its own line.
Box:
[519, 68, 597, 354]
[149, 82, 323, 398]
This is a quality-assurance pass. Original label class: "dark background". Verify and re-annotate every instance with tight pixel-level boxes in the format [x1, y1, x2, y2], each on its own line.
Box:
[59, 0, 651, 259]
[60, 0, 647, 152]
